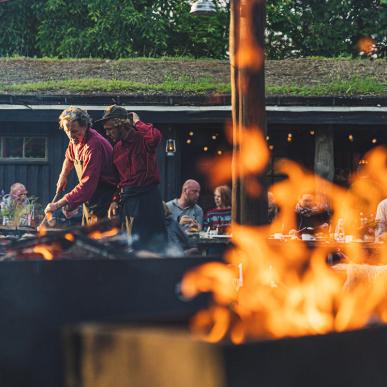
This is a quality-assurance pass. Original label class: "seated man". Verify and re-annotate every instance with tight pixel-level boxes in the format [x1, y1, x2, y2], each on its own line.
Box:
[166, 179, 203, 232]
[0, 183, 36, 227]
[163, 203, 198, 256]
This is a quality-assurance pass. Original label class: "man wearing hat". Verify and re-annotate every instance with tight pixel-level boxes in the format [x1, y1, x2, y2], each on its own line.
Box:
[98, 105, 167, 251]
[44, 107, 118, 224]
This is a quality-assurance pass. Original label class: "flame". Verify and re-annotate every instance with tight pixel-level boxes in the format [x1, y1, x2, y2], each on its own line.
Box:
[37, 224, 47, 236]
[32, 244, 54, 260]
[234, 1, 264, 72]
[184, 144, 387, 343]
[64, 233, 75, 242]
[200, 124, 269, 188]
[185, 0, 387, 343]
[356, 37, 376, 55]
[88, 227, 119, 240]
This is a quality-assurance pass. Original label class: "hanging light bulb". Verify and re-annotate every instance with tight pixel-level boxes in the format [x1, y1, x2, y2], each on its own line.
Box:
[269, 145, 274, 151]
[189, 131, 194, 136]
[186, 138, 192, 144]
[165, 139, 176, 156]
[372, 138, 377, 144]
[309, 130, 315, 136]
[348, 134, 354, 142]
[266, 136, 270, 141]
[190, 0, 216, 16]
[211, 135, 217, 140]
[217, 150, 223, 155]
[203, 146, 209, 152]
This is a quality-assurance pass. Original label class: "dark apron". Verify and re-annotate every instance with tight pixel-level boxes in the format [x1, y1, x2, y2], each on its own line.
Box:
[74, 159, 115, 225]
[119, 184, 167, 251]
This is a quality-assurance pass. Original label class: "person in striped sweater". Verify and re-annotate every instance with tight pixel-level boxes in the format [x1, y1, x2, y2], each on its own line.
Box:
[204, 185, 232, 234]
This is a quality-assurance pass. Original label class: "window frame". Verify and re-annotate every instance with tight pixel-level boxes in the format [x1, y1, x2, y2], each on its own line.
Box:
[0, 136, 48, 162]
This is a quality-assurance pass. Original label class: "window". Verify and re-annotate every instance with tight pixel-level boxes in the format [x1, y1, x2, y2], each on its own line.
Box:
[0, 136, 47, 161]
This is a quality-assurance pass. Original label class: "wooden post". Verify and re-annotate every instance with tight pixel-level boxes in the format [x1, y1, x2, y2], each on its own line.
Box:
[231, 0, 267, 225]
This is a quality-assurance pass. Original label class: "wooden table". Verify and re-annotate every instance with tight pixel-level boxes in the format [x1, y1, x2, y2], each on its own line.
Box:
[189, 236, 232, 256]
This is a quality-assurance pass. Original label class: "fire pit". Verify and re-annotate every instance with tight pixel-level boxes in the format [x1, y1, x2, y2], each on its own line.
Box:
[0, 257, 220, 387]
[65, 323, 387, 387]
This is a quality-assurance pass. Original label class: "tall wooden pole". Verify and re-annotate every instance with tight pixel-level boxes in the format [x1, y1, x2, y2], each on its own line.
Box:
[231, 0, 267, 225]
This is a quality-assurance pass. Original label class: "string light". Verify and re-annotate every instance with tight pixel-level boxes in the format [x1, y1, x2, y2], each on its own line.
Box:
[309, 130, 315, 136]
[217, 150, 223, 155]
[189, 131, 194, 136]
[203, 146, 208, 152]
[211, 135, 217, 140]
[348, 134, 354, 142]
[266, 136, 270, 141]
[186, 139, 192, 144]
[287, 132, 293, 142]
[269, 145, 274, 151]
[372, 138, 377, 144]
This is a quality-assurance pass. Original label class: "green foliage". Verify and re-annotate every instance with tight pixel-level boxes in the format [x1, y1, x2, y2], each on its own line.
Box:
[1, 75, 384, 96]
[35, 0, 228, 58]
[0, 0, 44, 56]
[0, 76, 231, 93]
[266, 0, 387, 59]
[267, 76, 385, 96]
[0, 0, 385, 59]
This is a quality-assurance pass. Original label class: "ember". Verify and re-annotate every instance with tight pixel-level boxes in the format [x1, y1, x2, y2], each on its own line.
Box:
[2, 218, 132, 261]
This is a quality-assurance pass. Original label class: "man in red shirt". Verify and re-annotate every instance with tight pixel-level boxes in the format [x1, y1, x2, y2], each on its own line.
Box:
[97, 105, 167, 251]
[44, 107, 117, 225]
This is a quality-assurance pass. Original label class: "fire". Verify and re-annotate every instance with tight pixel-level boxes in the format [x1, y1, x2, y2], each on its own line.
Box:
[356, 37, 376, 56]
[183, 144, 387, 343]
[200, 123, 269, 188]
[32, 244, 54, 260]
[186, 0, 387, 344]
[37, 224, 47, 236]
[88, 227, 119, 240]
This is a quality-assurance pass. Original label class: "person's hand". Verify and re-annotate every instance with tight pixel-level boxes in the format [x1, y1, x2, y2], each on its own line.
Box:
[44, 202, 58, 214]
[130, 112, 140, 124]
[108, 201, 119, 219]
[179, 215, 193, 225]
[189, 218, 201, 232]
[56, 175, 67, 193]
[47, 218, 57, 227]
[62, 206, 78, 219]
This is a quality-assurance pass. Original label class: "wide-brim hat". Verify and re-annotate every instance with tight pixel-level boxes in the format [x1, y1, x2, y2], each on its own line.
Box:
[95, 105, 128, 123]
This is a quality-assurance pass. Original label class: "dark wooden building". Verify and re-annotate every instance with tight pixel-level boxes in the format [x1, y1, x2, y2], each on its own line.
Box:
[0, 94, 386, 210]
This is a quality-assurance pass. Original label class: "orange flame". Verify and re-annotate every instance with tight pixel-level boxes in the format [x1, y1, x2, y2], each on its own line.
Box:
[88, 227, 119, 240]
[356, 37, 376, 55]
[200, 123, 269, 188]
[184, 145, 387, 343]
[32, 245, 54, 260]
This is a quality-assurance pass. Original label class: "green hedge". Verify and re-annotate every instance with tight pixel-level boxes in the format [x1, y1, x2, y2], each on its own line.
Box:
[0, 0, 385, 59]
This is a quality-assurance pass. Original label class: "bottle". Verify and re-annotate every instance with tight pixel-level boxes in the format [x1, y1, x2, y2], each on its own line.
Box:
[334, 218, 345, 241]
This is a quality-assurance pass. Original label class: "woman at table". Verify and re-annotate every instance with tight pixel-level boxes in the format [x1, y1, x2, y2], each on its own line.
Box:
[203, 185, 232, 233]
